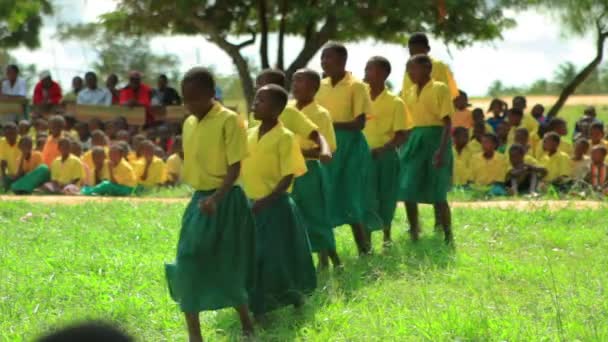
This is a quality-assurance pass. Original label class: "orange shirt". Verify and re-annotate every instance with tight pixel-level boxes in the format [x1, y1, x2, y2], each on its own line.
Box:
[42, 135, 61, 166]
[21, 151, 43, 173]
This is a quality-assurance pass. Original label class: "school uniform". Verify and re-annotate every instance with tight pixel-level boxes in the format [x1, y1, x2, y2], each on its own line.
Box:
[49, 154, 85, 185]
[316, 72, 373, 226]
[241, 122, 316, 315]
[166, 153, 183, 184]
[81, 147, 108, 173]
[10, 151, 49, 194]
[470, 152, 508, 186]
[137, 156, 166, 187]
[539, 151, 572, 183]
[0, 137, 21, 187]
[363, 89, 407, 230]
[81, 159, 134, 196]
[507, 125, 541, 152]
[468, 139, 482, 154]
[534, 139, 573, 159]
[571, 156, 591, 181]
[453, 145, 473, 186]
[289, 101, 337, 252]
[401, 57, 459, 100]
[400, 80, 454, 203]
[41, 135, 62, 166]
[165, 103, 256, 313]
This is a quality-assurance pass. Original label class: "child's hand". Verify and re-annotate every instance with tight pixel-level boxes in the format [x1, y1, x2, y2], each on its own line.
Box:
[433, 150, 443, 168]
[251, 199, 266, 214]
[199, 195, 217, 215]
[319, 151, 332, 164]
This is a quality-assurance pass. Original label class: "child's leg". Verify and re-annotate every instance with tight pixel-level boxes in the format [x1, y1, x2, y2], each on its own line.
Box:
[436, 201, 453, 244]
[184, 312, 203, 342]
[510, 178, 518, 196]
[350, 223, 370, 255]
[529, 173, 539, 193]
[317, 251, 329, 269]
[383, 225, 392, 245]
[433, 205, 442, 231]
[327, 249, 342, 267]
[405, 202, 419, 241]
[235, 304, 254, 336]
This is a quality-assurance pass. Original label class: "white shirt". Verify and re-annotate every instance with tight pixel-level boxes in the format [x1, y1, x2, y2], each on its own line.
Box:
[77, 87, 112, 106]
[1, 77, 26, 97]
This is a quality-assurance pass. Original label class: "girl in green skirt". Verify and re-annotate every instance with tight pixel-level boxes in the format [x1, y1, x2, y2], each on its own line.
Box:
[399, 54, 455, 244]
[363, 57, 408, 247]
[81, 145, 136, 196]
[164, 68, 255, 341]
[10, 136, 49, 194]
[242, 85, 316, 319]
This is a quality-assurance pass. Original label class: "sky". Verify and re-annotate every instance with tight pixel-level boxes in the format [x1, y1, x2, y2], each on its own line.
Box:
[9, 0, 596, 96]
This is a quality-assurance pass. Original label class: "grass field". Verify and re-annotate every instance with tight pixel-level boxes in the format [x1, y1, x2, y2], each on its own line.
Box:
[2, 201, 608, 341]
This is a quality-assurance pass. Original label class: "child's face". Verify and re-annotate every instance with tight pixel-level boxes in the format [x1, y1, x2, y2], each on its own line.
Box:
[92, 151, 105, 168]
[58, 141, 71, 157]
[513, 98, 526, 111]
[182, 81, 213, 115]
[291, 73, 316, 102]
[454, 95, 467, 110]
[543, 138, 558, 153]
[508, 113, 522, 127]
[143, 144, 154, 161]
[109, 148, 122, 164]
[453, 131, 468, 148]
[49, 121, 63, 137]
[406, 61, 430, 84]
[36, 120, 48, 132]
[70, 142, 82, 157]
[92, 134, 107, 146]
[574, 142, 588, 157]
[490, 102, 502, 114]
[481, 137, 496, 153]
[18, 121, 30, 136]
[116, 131, 130, 142]
[320, 48, 345, 77]
[555, 123, 567, 136]
[496, 122, 510, 138]
[531, 105, 544, 118]
[253, 89, 279, 121]
[364, 62, 384, 86]
[4, 127, 17, 145]
[36, 137, 46, 151]
[18, 139, 32, 154]
[590, 127, 604, 142]
[514, 130, 529, 146]
[591, 149, 606, 165]
[105, 122, 117, 139]
[472, 110, 484, 123]
[509, 150, 524, 166]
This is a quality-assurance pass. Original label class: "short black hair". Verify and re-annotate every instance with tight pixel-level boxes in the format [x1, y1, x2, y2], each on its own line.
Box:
[548, 117, 566, 130]
[408, 32, 430, 47]
[36, 322, 132, 342]
[260, 84, 288, 113]
[85, 71, 97, 79]
[483, 132, 499, 147]
[408, 54, 432, 68]
[575, 138, 590, 148]
[591, 121, 604, 132]
[323, 42, 348, 60]
[512, 95, 527, 106]
[509, 143, 526, 155]
[159, 74, 168, 80]
[472, 107, 483, 116]
[19, 135, 33, 145]
[544, 131, 561, 144]
[2, 122, 17, 130]
[488, 98, 507, 112]
[257, 69, 286, 87]
[7, 64, 19, 73]
[294, 68, 321, 90]
[182, 67, 215, 94]
[509, 108, 524, 117]
[453, 126, 468, 137]
[514, 127, 529, 137]
[368, 56, 391, 76]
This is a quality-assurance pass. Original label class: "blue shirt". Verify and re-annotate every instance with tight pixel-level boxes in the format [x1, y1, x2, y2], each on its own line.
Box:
[77, 87, 112, 106]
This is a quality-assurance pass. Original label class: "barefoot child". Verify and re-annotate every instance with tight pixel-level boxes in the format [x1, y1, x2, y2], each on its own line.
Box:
[400, 54, 454, 243]
[0, 122, 20, 190]
[571, 139, 591, 181]
[586, 146, 608, 194]
[165, 68, 255, 341]
[363, 56, 407, 246]
[452, 127, 472, 187]
[470, 133, 508, 194]
[315, 42, 373, 254]
[290, 68, 341, 269]
[506, 144, 547, 196]
[10, 136, 49, 194]
[39, 137, 84, 194]
[243, 84, 316, 319]
[539, 132, 572, 191]
[81, 144, 135, 196]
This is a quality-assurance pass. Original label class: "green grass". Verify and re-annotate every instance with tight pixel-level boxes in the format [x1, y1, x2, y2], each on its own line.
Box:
[557, 105, 608, 140]
[2, 201, 608, 341]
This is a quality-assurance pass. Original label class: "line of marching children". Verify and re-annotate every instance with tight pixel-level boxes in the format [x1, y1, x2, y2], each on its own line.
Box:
[164, 40, 456, 341]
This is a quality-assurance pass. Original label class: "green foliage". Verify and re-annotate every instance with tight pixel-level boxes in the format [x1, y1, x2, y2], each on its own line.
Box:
[0, 0, 52, 48]
[535, 0, 608, 36]
[2, 202, 608, 340]
[0, 49, 37, 90]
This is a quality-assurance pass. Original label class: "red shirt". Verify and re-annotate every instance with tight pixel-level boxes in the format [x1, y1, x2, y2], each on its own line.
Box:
[33, 81, 63, 105]
[119, 84, 153, 124]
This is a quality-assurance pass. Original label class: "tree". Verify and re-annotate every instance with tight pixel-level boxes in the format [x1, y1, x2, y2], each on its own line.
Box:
[535, 0, 608, 119]
[487, 80, 505, 97]
[98, 0, 520, 108]
[553, 62, 577, 88]
[0, 0, 52, 49]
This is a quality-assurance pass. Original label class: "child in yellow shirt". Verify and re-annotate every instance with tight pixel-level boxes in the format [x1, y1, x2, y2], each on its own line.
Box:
[452, 90, 472, 129]
[468, 121, 485, 154]
[536, 118, 572, 158]
[165, 135, 183, 185]
[539, 132, 572, 191]
[470, 133, 508, 190]
[506, 144, 547, 196]
[472, 107, 493, 137]
[137, 140, 166, 188]
[512, 127, 539, 165]
[452, 127, 472, 186]
[589, 122, 608, 150]
[0, 122, 20, 190]
[81, 130, 109, 171]
[571, 139, 591, 181]
[39, 137, 84, 194]
[242, 84, 316, 320]
[10, 136, 49, 194]
[586, 145, 608, 194]
[82, 144, 135, 196]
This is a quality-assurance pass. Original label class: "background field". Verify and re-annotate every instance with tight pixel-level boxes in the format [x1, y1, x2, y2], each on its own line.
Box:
[2, 201, 607, 341]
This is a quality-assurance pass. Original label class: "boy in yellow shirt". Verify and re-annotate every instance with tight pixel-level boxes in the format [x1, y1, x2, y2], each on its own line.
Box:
[39, 137, 84, 194]
[400, 54, 454, 244]
[10, 136, 49, 194]
[315, 42, 373, 254]
[0, 122, 21, 190]
[136, 140, 166, 188]
[81, 130, 109, 171]
[539, 132, 572, 191]
[363, 56, 408, 246]
[452, 127, 472, 187]
[242, 84, 316, 320]
[512, 95, 540, 139]
[470, 133, 508, 190]
[452, 90, 472, 129]
[536, 118, 572, 158]
[506, 144, 547, 196]
[82, 144, 135, 196]
[571, 139, 591, 181]
[512, 127, 539, 165]
[165, 135, 183, 185]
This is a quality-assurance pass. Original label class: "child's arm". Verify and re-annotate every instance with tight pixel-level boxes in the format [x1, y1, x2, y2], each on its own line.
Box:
[333, 114, 366, 131]
[372, 130, 407, 158]
[433, 116, 452, 168]
[141, 159, 151, 181]
[16, 157, 25, 179]
[199, 161, 241, 215]
[251, 174, 294, 213]
[301, 131, 332, 163]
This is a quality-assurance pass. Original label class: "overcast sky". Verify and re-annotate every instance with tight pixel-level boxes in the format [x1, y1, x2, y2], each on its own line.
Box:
[9, 0, 596, 96]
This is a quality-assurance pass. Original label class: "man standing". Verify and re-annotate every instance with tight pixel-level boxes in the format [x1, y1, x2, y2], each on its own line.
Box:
[77, 72, 112, 106]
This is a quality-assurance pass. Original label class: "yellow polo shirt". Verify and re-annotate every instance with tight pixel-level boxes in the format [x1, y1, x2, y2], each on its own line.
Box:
[111, 159, 137, 187]
[403, 80, 454, 129]
[50, 154, 84, 185]
[0, 137, 21, 176]
[470, 152, 508, 185]
[453, 145, 473, 185]
[316, 72, 371, 123]
[166, 153, 183, 183]
[241, 122, 307, 200]
[182, 103, 248, 191]
[539, 151, 572, 182]
[81, 146, 109, 172]
[534, 139, 573, 159]
[507, 125, 541, 151]
[453, 109, 473, 129]
[291, 101, 337, 152]
[363, 89, 408, 149]
[468, 139, 482, 154]
[402, 56, 459, 100]
[138, 156, 166, 187]
[249, 106, 318, 139]
[88, 161, 110, 186]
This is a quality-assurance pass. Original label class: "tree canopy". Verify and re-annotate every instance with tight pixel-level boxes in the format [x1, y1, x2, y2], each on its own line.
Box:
[0, 0, 52, 49]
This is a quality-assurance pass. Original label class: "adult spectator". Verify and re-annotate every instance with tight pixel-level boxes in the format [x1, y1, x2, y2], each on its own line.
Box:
[151, 74, 181, 106]
[77, 72, 112, 106]
[106, 73, 119, 105]
[33, 71, 62, 106]
[1, 64, 27, 99]
[119, 71, 152, 124]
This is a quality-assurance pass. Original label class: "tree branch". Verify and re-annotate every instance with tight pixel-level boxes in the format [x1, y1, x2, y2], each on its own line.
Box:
[276, 0, 288, 70]
[258, 0, 270, 69]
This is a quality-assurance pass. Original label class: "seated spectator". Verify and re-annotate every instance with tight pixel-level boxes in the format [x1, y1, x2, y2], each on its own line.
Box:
[88, 117, 105, 133]
[38, 137, 84, 194]
[74, 121, 91, 151]
[495, 120, 510, 153]
[18, 120, 32, 138]
[469, 121, 485, 154]
[512, 95, 540, 139]
[452, 127, 472, 186]
[81, 130, 109, 171]
[539, 132, 572, 191]
[537, 117, 572, 158]
[506, 144, 547, 196]
[153, 145, 166, 160]
[135, 140, 166, 188]
[165, 135, 183, 185]
[452, 90, 472, 129]
[470, 133, 508, 192]
[87, 146, 109, 187]
[35, 321, 132, 342]
[106, 74, 120, 105]
[0, 122, 20, 189]
[531, 104, 545, 124]
[10, 136, 49, 194]
[35, 118, 48, 137]
[81, 143, 136, 196]
[586, 145, 608, 194]
[36, 134, 47, 152]
[128, 134, 146, 163]
[119, 71, 152, 124]
[1, 64, 27, 122]
[589, 122, 608, 150]
[511, 127, 539, 165]
[472, 107, 493, 136]
[571, 139, 591, 181]
[152, 74, 182, 106]
[486, 98, 506, 133]
[64, 115, 79, 141]
[63, 76, 84, 103]
[507, 108, 539, 151]
[41, 115, 66, 166]
[77, 72, 112, 106]
[574, 106, 602, 140]
[33, 71, 62, 107]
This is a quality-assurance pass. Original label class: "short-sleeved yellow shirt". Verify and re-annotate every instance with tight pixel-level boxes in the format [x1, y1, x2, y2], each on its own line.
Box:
[291, 101, 337, 152]
[50, 154, 84, 185]
[507, 125, 541, 151]
[248, 106, 318, 138]
[402, 56, 459, 100]
[111, 159, 137, 187]
[166, 153, 183, 183]
[138, 156, 166, 187]
[316, 72, 371, 123]
[88, 161, 110, 186]
[81, 147, 109, 172]
[468, 139, 482, 154]
[534, 139, 573, 159]
[363, 89, 408, 149]
[403, 80, 454, 129]
[182, 103, 248, 191]
[453, 145, 474, 185]
[470, 152, 508, 185]
[241, 122, 307, 200]
[539, 151, 572, 182]
[0, 137, 21, 176]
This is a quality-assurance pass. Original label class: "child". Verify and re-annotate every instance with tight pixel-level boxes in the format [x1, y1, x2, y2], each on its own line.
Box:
[39, 137, 84, 194]
[35, 118, 48, 137]
[506, 144, 547, 196]
[531, 104, 545, 124]
[486, 98, 506, 133]
[315, 42, 373, 253]
[452, 127, 472, 186]
[290, 68, 341, 268]
[586, 145, 608, 193]
[589, 122, 608, 150]
[90, 146, 109, 186]
[452, 90, 472, 129]
[74, 121, 91, 151]
[537, 117, 573, 158]
[136, 140, 166, 188]
[472, 107, 493, 135]
[0, 122, 20, 189]
[36, 134, 47, 152]
[129, 134, 146, 163]
[165, 67, 255, 341]
[362, 56, 407, 246]
[512, 127, 539, 165]
[470, 133, 508, 196]
[18, 120, 32, 138]
[81, 130, 108, 172]
[88, 117, 105, 133]
[10, 136, 49, 194]
[538, 132, 572, 191]
[115, 129, 130, 143]
[243, 84, 315, 320]
[571, 139, 591, 181]
[468, 121, 485, 154]
[153, 145, 166, 160]
[496, 121, 510, 153]
[512, 95, 540, 138]
[41, 115, 65, 166]
[574, 106, 599, 139]
[166, 135, 183, 185]
[399, 54, 454, 243]
[81, 144, 135, 196]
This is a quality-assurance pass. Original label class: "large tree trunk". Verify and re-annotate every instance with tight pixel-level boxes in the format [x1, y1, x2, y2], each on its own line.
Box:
[258, 0, 270, 69]
[276, 0, 288, 71]
[547, 22, 608, 119]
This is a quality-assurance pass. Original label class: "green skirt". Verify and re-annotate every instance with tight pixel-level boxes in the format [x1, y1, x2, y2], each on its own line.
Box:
[292, 160, 336, 252]
[81, 181, 134, 196]
[250, 194, 316, 315]
[165, 186, 256, 312]
[10, 165, 50, 194]
[365, 149, 400, 231]
[325, 129, 371, 226]
[399, 126, 453, 204]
